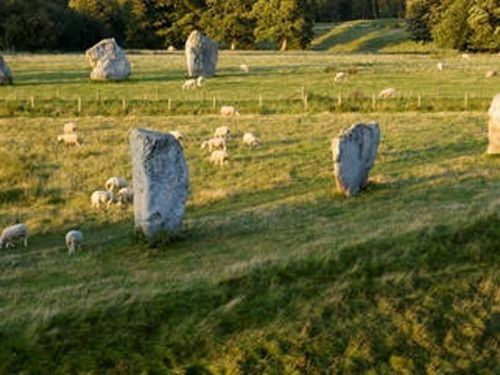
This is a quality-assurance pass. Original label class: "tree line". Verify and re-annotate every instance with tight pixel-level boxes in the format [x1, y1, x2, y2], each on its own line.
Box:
[406, 0, 499, 51]
[0, 0, 407, 52]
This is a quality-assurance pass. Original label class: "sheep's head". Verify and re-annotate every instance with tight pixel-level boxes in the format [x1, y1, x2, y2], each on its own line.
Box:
[57, 135, 64, 143]
[235, 111, 240, 116]
[201, 141, 207, 149]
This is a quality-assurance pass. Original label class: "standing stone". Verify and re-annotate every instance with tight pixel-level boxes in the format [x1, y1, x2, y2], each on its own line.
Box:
[130, 129, 189, 242]
[185, 30, 218, 77]
[85, 38, 131, 81]
[0, 54, 13, 85]
[332, 122, 380, 197]
[487, 94, 500, 154]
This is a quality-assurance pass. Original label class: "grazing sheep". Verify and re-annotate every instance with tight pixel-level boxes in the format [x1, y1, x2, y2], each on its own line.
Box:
[197, 76, 205, 87]
[210, 150, 229, 166]
[242, 132, 260, 147]
[182, 79, 197, 90]
[105, 176, 128, 192]
[378, 88, 397, 99]
[57, 133, 82, 146]
[117, 187, 134, 207]
[214, 125, 231, 139]
[220, 105, 240, 116]
[486, 70, 497, 78]
[437, 62, 444, 71]
[167, 46, 176, 52]
[65, 230, 84, 255]
[63, 122, 77, 134]
[461, 53, 471, 60]
[240, 64, 249, 73]
[0, 223, 28, 249]
[334, 72, 348, 83]
[169, 130, 183, 142]
[91, 190, 115, 209]
[201, 137, 227, 152]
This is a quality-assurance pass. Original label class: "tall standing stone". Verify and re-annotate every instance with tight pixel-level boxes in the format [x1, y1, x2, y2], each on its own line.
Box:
[487, 94, 500, 154]
[85, 38, 131, 81]
[185, 30, 218, 77]
[130, 129, 189, 242]
[332, 122, 380, 197]
[0, 54, 13, 85]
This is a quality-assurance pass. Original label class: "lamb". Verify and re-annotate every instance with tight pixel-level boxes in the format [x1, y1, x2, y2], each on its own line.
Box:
[105, 176, 128, 192]
[0, 223, 28, 249]
[242, 132, 260, 147]
[117, 187, 134, 207]
[437, 62, 444, 71]
[197, 76, 205, 87]
[210, 150, 229, 166]
[220, 105, 240, 116]
[169, 130, 183, 142]
[182, 79, 197, 90]
[63, 122, 77, 134]
[57, 133, 82, 146]
[201, 137, 227, 152]
[334, 72, 347, 83]
[214, 125, 231, 139]
[91, 190, 115, 209]
[486, 70, 497, 78]
[240, 64, 249, 73]
[378, 88, 397, 99]
[65, 230, 84, 255]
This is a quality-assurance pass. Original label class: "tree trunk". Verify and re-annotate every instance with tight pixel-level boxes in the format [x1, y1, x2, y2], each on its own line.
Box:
[280, 38, 288, 51]
[230, 40, 236, 50]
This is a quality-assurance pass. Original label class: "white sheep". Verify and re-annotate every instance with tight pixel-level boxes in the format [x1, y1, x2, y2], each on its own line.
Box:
[57, 133, 82, 146]
[210, 150, 229, 166]
[169, 130, 183, 142]
[0, 223, 28, 249]
[117, 187, 134, 207]
[220, 105, 240, 116]
[242, 132, 260, 147]
[461, 53, 471, 60]
[240, 64, 249, 73]
[214, 125, 231, 139]
[334, 72, 348, 83]
[105, 176, 128, 192]
[63, 122, 77, 134]
[486, 70, 497, 78]
[167, 46, 176, 52]
[65, 230, 84, 255]
[91, 190, 115, 209]
[201, 137, 227, 152]
[437, 62, 444, 71]
[182, 79, 197, 90]
[378, 88, 397, 99]
[197, 76, 205, 87]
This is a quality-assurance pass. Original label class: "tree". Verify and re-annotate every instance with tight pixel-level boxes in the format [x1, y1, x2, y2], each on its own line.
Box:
[467, 0, 500, 51]
[432, 0, 472, 50]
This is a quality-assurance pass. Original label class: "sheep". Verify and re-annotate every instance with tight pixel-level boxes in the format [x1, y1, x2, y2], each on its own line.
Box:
[437, 62, 444, 71]
[197, 76, 205, 87]
[220, 105, 240, 116]
[242, 132, 260, 147]
[91, 190, 115, 209]
[0, 223, 28, 249]
[57, 133, 82, 147]
[182, 79, 197, 90]
[334, 72, 348, 83]
[378, 88, 397, 99]
[169, 130, 183, 142]
[65, 230, 84, 255]
[201, 137, 227, 152]
[240, 64, 249, 73]
[117, 187, 134, 207]
[214, 125, 231, 139]
[210, 150, 229, 166]
[167, 45, 176, 52]
[105, 176, 128, 192]
[461, 53, 471, 60]
[63, 122, 77, 134]
[486, 70, 497, 78]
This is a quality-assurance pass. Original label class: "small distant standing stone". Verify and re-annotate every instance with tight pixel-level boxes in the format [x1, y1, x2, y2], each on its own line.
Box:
[332, 122, 380, 197]
[185, 30, 218, 77]
[130, 128, 189, 242]
[487, 94, 500, 154]
[0, 54, 13, 85]
[85, 38, 131, 81]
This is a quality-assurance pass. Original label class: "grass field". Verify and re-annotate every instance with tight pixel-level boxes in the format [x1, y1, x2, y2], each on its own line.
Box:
[0, 21, 499, 373]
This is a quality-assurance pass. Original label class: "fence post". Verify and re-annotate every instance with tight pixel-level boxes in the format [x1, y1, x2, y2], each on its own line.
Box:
[464, 92, 468, 110]
[258, 94, 263, 108]
[122, 98, 126, 112]
[303, 94, 308, 110]
[77, 96, 82, 113]
[301, 86, 305, 101]
[337, 94, 342, 107]
[212, 96, 217, 110]
[30, 96, 35, 109]
[372, 94, 376, 111]
[168, 98, 172, 112]
[417, 93, 422, 108]
[155, 87, 159, 101]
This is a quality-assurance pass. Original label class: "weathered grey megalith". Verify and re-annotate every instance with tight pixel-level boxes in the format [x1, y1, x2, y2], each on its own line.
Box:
[332, 122, 380, 197]
[185, 30, 218, 77]
[0, 54, 13, 85]
[487, 94, 500, 154]
[85, 38, 131, 81]
[130, 129, 189, 241]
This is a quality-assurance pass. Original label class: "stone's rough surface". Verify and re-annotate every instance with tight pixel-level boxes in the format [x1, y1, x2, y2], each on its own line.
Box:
[332, 122, 380, 197]
[185, 30, 218, 77]
[85, 38, 131, 81]
[130, 128, 189, 241]
[487, 94, 500, 154]
[0, 54, 13, 85]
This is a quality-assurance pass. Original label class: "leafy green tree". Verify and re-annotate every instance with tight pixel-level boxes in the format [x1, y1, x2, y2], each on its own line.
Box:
[432, 0, 472, 50]
[252, 0, 313, 50]
[467, 0, 500, 51]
